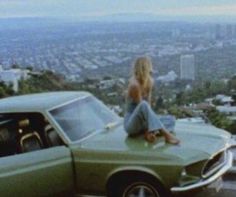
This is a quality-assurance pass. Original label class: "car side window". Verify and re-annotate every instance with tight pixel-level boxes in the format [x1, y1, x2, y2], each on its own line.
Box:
[0, 112, 64, 158]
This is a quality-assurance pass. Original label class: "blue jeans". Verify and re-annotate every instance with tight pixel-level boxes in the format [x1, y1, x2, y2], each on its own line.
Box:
[124, 101, 175, 135]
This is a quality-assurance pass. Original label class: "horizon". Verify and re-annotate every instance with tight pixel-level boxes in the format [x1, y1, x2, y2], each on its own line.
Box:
[1, 0, 236, 23]
[1, 14, 236, 24]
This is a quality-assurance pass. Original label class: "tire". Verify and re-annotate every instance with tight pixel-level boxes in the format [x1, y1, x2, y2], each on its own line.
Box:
[108, 175, 170, 197]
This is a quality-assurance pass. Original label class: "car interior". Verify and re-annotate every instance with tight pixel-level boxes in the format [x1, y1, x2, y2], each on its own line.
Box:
[0, 112, 63, 157]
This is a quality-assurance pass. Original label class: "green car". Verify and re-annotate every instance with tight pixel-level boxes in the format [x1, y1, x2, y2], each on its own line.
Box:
[0, 91, 233, 197]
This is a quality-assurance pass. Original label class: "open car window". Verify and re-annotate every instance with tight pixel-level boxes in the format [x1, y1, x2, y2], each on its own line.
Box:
[0, 112, 63, 158]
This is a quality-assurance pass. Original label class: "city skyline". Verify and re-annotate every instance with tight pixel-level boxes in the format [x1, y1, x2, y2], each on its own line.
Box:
[1, 0, 236, 21]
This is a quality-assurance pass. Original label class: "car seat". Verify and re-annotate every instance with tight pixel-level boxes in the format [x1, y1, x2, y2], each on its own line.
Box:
[18, 119, 43, 152]
[44, 124, 62, 147]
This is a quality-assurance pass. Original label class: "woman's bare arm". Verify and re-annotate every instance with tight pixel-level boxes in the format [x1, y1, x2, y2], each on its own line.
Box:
[147, 79, 154, 104]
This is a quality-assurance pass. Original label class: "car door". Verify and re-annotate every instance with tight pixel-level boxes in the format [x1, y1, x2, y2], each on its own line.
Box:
[0, 146, 74, 197]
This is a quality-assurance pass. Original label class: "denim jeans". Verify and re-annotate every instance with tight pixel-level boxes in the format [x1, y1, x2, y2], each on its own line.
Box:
[124, 100, 175, 135]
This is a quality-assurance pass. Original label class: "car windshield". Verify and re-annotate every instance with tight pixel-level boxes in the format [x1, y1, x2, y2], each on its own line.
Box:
[50, 96, 120, 141]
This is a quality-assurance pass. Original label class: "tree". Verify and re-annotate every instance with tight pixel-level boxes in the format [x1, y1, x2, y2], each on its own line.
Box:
[18, 71, 70, 94]
[155, 96, 164, 111]
[0, 82, 14, 98]
[175, 91, 185, 105]
[228, 75, 236, 91]
[26, 66, 33, 71]
[103, 76, 112, 80]
[11, 64, 20, 69]
[205, 108, 233, 133]
[204, 81, 212, 96]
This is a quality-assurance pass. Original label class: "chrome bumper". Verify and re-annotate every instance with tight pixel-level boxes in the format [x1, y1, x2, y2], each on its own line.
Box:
[171, 151, 233, 192]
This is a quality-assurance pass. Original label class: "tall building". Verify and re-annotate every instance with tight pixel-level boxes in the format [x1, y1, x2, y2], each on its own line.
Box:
[233, 24, 236, 38]
[215, 24, 222, 40]
[226, 24, 233, 40]
[180, 54, 195, 80]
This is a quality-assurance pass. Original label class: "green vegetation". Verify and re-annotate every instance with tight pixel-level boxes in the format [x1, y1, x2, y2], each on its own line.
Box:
[0, 82, 15, 98]
[0, 70, 73, 99]
[0, 67, 236, 134]
[154, 77, 236, 134]
[205, 108, 236, 134]
[183, 78, 235, 133]
[18, 70, 71, 94]
[167, 105, 194, 119]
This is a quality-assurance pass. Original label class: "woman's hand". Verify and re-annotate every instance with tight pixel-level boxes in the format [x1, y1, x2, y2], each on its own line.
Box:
[144, 131, 156, 143]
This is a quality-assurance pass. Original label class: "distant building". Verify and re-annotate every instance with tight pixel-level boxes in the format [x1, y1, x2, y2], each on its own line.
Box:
[215, 94, 234, 106]
[226, 24, 233, 40]
[98, 78, 125, 90]
[215, 24, 234, 40]
[180, 54, 195, 80]
[185, 84, 192, 91]
[172, 29, 180, 38]
[109, 105, 123, 115]
[177, 117, 206, 124]
[216, 106, 236, 115]
[215, 24, 222, 40]
[156, 71, 177, 83]
[233, 24, 236, 38]
[0, 68, 29, 92]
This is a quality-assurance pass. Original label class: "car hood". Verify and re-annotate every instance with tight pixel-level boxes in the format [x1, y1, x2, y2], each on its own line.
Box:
[79, 120, 231, 165]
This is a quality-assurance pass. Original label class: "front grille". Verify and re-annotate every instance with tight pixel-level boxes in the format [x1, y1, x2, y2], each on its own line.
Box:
[202, 151, 226, 178]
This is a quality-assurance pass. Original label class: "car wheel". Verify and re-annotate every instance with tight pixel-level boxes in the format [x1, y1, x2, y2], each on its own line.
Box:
[123, 181, 160, 197]
[108, 175, 169, 197]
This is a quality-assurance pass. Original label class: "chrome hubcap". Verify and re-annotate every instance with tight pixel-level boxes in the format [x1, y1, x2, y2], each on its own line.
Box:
[126, 184, 160, 197]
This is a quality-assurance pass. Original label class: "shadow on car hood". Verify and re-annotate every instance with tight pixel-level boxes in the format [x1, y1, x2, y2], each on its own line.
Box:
[79, 121, 231, 165]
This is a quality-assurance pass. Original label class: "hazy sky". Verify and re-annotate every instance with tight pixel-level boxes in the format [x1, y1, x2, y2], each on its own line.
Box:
[1, 0, 236, 19]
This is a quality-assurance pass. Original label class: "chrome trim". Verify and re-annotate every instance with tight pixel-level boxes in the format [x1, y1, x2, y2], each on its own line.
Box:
[199, 143, 232, 178]
[201, 151, 226, 178]
[72, 120, 123, 144]
[45, 96, 90, 145]
[171, 151, 233, 192]
[45, 111, 72, 145]
[47, 95, 89, 112]
[229, 137, 236, 147]
[209, 145, 231, 159]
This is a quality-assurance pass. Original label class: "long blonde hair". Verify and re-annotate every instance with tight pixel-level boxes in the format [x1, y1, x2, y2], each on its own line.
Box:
[132, 56, 153, 89]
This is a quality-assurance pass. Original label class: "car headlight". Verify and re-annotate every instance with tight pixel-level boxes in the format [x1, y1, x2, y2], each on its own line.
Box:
[181, 168, 187, 176]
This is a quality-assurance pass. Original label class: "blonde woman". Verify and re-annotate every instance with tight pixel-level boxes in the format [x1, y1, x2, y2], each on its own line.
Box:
[124, 57, 180, 144]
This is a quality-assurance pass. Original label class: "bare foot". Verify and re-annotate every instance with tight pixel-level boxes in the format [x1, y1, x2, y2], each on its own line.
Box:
[159, 128, 180, 145]
[165, 137, 180, 145]
[144, 132, 157, 143]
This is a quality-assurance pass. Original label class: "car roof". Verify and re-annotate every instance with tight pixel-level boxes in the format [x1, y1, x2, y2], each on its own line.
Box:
[0, 91, 91, 113]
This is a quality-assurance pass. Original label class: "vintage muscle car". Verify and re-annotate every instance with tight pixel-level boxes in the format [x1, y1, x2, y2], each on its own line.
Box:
[0, 91, 233, 197]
